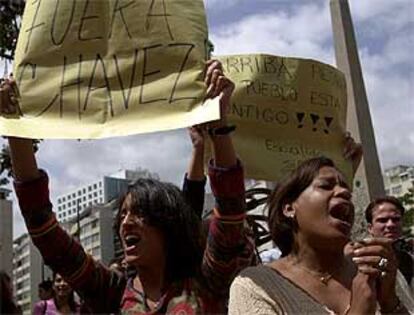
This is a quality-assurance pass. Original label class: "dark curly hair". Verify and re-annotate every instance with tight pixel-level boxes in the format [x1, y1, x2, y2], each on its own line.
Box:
[114, 178, 203, 283]
[267, 157, 338, 257]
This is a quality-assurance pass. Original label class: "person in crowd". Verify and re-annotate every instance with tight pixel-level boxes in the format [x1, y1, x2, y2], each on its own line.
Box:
[182, 125, 208, 219]
[38, 280, 54, 301]
[0, 270, 22, 314]
[33, 273, 79, 315]
[365, 196, 413, 289]
[229, 156, 412, 314]
[0, 60, 255, 314]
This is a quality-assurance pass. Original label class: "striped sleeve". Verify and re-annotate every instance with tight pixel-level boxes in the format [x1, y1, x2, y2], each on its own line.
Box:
[201, 160, 256, 297]
[13, 170, 125, 313]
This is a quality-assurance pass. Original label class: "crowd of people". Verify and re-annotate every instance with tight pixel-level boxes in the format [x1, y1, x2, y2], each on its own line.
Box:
[0, 58, 413, 314]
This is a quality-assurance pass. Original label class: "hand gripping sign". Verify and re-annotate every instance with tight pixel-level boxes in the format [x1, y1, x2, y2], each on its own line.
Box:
[0, 0, 219, 139]
[215, 54, 352, 183]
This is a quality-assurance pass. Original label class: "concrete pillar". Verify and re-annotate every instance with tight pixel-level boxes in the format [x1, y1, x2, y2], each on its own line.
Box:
[330, 0, 385, 212]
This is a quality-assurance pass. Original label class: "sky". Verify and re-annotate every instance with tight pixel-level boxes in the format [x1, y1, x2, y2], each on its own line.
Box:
[2, 0, 413, 238]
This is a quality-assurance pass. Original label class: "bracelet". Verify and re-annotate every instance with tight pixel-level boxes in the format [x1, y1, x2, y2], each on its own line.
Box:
[208, 125, 236, 137]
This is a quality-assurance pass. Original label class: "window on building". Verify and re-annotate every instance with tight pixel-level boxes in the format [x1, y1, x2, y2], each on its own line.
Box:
[88, 186, 92, 192]
[68, 195, 71, 200]
[83, 188, 86, 193]
[392, 185, 402, 195]
[78, 191, 81, 196]
[93, 183, 97, 189]
[390, 176, 399, 184]
[99, 182, 102, 187]
[94, 192, 98, 197]
[83, 196, 86, 201]
[400, 174, 409, 181]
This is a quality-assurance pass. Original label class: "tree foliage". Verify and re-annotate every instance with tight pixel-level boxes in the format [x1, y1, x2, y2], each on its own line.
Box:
[0, 0, 25, 60]
[398, 187, 414, 236]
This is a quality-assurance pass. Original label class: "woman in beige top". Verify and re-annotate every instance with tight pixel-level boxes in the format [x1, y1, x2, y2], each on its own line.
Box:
[229, 156, 411, 314]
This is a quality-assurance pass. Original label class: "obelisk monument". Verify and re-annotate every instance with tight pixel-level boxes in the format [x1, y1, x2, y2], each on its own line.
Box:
[330, 0, 385, 220]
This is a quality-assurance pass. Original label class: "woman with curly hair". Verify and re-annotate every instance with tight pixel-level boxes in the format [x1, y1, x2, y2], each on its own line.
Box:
[1, 60, 255, 314]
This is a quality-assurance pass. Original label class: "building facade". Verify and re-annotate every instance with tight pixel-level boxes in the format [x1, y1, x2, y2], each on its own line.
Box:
[0, 188, 13, 276]
[383, 165, 414, 198]
[13, 233, 52, 314]
[65, 200, 119, 265]
[55, 169, 159, 222]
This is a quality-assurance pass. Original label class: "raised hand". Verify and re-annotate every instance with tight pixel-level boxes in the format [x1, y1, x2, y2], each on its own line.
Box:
[186, 125, 207, 181]
[343, 132, 363, 174]
[0, 75, 20, 115]
[0, 76, 38, 181]
[188, 125, 206, 151]
[204, 60, 235, 126]
[350, 237, 401, 312]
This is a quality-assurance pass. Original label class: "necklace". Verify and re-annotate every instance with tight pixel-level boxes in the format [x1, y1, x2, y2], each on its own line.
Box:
[294, 264, 333, 285]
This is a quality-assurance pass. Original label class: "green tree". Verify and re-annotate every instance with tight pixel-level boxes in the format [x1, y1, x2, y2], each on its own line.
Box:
[0, 0, 25, 60]
[399, 187, 414, 236]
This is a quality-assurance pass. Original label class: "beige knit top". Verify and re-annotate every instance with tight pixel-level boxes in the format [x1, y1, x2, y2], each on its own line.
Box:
[229, 265, 414, 315]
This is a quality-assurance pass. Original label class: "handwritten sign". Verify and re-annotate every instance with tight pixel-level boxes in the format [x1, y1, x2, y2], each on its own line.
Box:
[217, 54, 353, 182]
[0, 0, 219, 139]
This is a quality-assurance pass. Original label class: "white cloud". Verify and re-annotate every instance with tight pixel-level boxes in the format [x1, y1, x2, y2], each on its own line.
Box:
[211, 3, 334, 63]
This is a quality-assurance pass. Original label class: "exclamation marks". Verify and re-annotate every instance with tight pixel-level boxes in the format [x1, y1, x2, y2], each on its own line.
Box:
[297, 112, 305, 128]
[296, 112, 334, 134]
[310, 114, 320, 131]
[324, 117, 333, 134]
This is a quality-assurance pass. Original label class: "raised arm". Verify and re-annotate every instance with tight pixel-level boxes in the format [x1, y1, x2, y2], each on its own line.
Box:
[201, 60, 256, 298]
[182, 126, 207, 219]
[205, 59, 237, 168]
[1, 78, 125, 313]
[343, 132, 363, 175]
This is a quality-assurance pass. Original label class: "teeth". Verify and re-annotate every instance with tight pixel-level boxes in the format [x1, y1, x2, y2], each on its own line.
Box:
[125, 235, 140, 246]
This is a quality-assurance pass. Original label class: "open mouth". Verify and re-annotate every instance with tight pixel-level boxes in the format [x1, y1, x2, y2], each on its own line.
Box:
[329, 201, 354, 226]
[124, 235, 141, 247]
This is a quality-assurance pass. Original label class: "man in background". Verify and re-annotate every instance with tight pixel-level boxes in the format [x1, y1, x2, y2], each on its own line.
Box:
[365, 196, 413, 290]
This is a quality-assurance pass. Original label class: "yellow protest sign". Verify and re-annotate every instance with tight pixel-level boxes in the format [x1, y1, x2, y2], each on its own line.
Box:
[217, 54, 352, 182]
[0, 0, 219, 139]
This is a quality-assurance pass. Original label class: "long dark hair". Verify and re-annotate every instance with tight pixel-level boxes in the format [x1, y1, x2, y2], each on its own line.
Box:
[114, 178, 203, 283]
[267, 157, 337, 257]
[52, 273, 78, 313]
